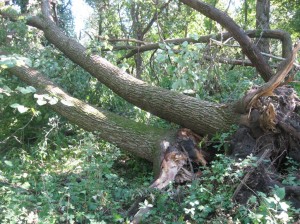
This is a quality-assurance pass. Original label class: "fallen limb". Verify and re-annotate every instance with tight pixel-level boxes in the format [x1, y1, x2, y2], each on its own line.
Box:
[245, 41, 300, 110]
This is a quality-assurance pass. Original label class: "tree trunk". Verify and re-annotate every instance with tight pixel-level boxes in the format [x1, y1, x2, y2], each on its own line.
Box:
[11, 10, 237, 136]
[5, 63, 176, 163]
[256, 0, 270, 61]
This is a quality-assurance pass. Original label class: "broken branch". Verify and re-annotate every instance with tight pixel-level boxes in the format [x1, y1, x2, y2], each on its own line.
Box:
[245, 41, 300, 110]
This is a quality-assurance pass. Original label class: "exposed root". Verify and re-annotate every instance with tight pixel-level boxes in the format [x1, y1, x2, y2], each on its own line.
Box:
[130, 128, 209, 223]
[232, 83, 300, 207]
[232, 147, 272, 201]
[130, 43, 300, 221]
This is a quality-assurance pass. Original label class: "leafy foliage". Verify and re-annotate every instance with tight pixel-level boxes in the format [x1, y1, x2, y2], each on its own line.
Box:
[1, 0, 300, 223]
[0, 124, 153, 223]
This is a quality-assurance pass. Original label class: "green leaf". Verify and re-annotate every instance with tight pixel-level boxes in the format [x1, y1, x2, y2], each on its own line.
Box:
[156, 53, 166, 62]
[274, 186, 285, 200]
[248, 195, 257, 204]
[9, 103, 19, 108]
[190, 33, 199, 41]
[16, 86, 36, 94]
[182, 41, 188, 47]
[171, 80, 179, 89]
[4, 160, 13, 167]
[0, 55, 32, 68]
[10, 103, 29, 113]
[0, 56, 16, 68]
[21, 182, 31, 190]
[158, 43, 166, 49]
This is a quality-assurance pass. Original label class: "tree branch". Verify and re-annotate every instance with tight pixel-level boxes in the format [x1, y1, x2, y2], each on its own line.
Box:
[0, 52, 173, 161]
[98, 37, 150, 45]
[0, 1, 239, 136]
[115, 30, 291, 64]
[245, 41, 300, 109]
[179, 0, 274, 81]
[141, 0, 171, 37]
[203, 55, 253, 67]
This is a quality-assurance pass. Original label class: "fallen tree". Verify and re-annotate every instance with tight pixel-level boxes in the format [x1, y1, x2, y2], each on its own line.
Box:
[1, 0, 300, 222]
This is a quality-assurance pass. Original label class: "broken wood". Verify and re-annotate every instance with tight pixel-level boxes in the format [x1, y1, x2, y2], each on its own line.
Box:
[130, 128, 209, 222]
[131, 81, 300, 221]
[244, 41, 300, 110]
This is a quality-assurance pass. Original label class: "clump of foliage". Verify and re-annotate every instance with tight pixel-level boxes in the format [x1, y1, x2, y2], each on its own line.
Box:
[0, 121, 153, 223]
[1, 125, 299, 223]
[135, 153, 300, 223]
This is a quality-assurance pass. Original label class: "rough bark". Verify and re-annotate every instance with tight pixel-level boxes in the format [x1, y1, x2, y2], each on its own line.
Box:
[1, 2, 300, 220]
[129, 0, 170, 79]
[0, 5, 238, 136]
[130, 44, 300, 220]
[256, 0, 270, 61]
[4, 62, 176, 162]
[130, 1, 143, 79]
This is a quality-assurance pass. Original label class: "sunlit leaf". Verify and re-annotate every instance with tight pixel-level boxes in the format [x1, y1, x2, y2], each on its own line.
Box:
[9, 103, 28, 113]
[48, 97, 58, 105]
[17, 105, 29, 113]
[21, 182, 31, 190]
[37, 99, 47, 105]
[34, 94, 44, 99]
[4, 160, 13, 167]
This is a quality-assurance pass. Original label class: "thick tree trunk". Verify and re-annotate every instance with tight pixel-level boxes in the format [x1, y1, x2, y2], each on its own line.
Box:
[5, 64, 176, 162]
[2, 9, 237, 136]
[130, 2, 143, 79]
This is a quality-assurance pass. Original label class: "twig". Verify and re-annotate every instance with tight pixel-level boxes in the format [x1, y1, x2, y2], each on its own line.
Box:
[0, 115, 35, 145]
[232, 147, 272, 200]
[181, 145, 195, 178]
[261, 52, 300, 68]
[97, 36, 149, 45]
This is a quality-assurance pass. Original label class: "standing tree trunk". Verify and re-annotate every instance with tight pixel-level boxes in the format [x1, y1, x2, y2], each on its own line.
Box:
[130, 2, 143, 79]
[256, 0, 270, 61]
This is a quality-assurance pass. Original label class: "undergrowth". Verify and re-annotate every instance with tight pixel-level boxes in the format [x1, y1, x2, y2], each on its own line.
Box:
[0, 120, 152, 223]
[1, 119, 299, 223]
